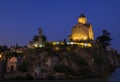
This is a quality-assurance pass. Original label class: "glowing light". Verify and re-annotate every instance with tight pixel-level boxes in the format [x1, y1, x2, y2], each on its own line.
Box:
[80, 43, 84, 46]
[84, 43, 88, 46]
[70, 42, 74, 44]
[60, 42, 64, 45]
[0, 54, 2, 59]
[67, 42, 70, 45]
[55, 47, 59, 50]
[34, 43, 38, 47]
[56, 42, 59, 44]
[52, 42, 57, 45]
[39, 44, 43, 47]
[87, 43, 92, 47]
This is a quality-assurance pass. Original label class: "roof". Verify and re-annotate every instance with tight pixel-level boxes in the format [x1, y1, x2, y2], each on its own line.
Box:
[79, 13, 86, 18]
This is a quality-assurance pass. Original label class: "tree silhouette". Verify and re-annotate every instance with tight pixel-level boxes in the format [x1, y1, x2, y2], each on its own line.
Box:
[42, 35, 47, 42]
[0, 45, 8, 52]
[97, 29, 112, 48]
[32, 35, 47, 42]
[32, 35, 38, 42]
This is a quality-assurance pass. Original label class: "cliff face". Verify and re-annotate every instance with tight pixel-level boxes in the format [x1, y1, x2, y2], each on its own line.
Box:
[17, 42, 120, 80]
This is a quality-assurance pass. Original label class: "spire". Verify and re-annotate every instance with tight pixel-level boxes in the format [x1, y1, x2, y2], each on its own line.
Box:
[38, 27, 43, 47]
[38, 27, 42, 34]
[79, 13, 86, 18]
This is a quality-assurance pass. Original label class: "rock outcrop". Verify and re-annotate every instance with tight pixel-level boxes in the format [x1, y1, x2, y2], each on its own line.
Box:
[3, 42, 120, 80]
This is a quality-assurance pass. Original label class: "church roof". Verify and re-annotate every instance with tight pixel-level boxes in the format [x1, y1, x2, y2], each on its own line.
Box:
[77, 22, 91, 27]
[74, 23, 89, 29]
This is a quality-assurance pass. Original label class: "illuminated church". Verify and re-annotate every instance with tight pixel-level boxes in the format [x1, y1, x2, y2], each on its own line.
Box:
[68, 13, 94, 41]
[28, 13, 94, 48]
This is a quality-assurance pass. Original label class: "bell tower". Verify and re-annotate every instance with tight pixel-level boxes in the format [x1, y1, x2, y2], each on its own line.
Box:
[78, 13, 87, 24]
[38, 27, 42, 46]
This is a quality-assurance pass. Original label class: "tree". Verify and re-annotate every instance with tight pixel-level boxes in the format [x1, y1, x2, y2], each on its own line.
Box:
[32, 35, 38, 42]
[0, 45, 8, 52]
[42, 35, 47, 42]
[18, 61, 28, 73]
[32, 35, 47, 42]
[97, 29, 112, 48]
[64, 39, 67, 45]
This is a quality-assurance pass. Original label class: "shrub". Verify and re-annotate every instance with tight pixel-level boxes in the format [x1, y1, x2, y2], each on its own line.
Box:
[25, 73, 34, 80]
[54, 64, 75, 75]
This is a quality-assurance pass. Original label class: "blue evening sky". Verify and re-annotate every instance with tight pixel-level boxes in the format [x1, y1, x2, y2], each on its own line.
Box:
[0, 0, 120, 52]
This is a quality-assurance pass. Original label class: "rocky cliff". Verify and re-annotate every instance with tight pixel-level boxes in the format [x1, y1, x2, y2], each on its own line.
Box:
[14, 42, 119, 80]
[4, 42, 120, 80]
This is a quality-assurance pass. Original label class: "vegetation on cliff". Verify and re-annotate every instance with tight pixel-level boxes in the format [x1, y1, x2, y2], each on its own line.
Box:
[16, 41, 120, 80]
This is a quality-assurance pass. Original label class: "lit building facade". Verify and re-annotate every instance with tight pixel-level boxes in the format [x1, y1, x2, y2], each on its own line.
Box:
[68, 13, 94, 41]
[28, 28, 44, 48]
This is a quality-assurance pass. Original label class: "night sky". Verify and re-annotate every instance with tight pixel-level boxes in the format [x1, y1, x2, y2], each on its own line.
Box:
[0, 0, 120, 52]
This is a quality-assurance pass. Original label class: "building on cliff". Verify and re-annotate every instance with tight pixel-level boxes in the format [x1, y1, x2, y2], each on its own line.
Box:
[68, 13, 94, 47]
[68, 13, 94, 41]
[28, 28, 45, 48]
[28, 13, 94, 48]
